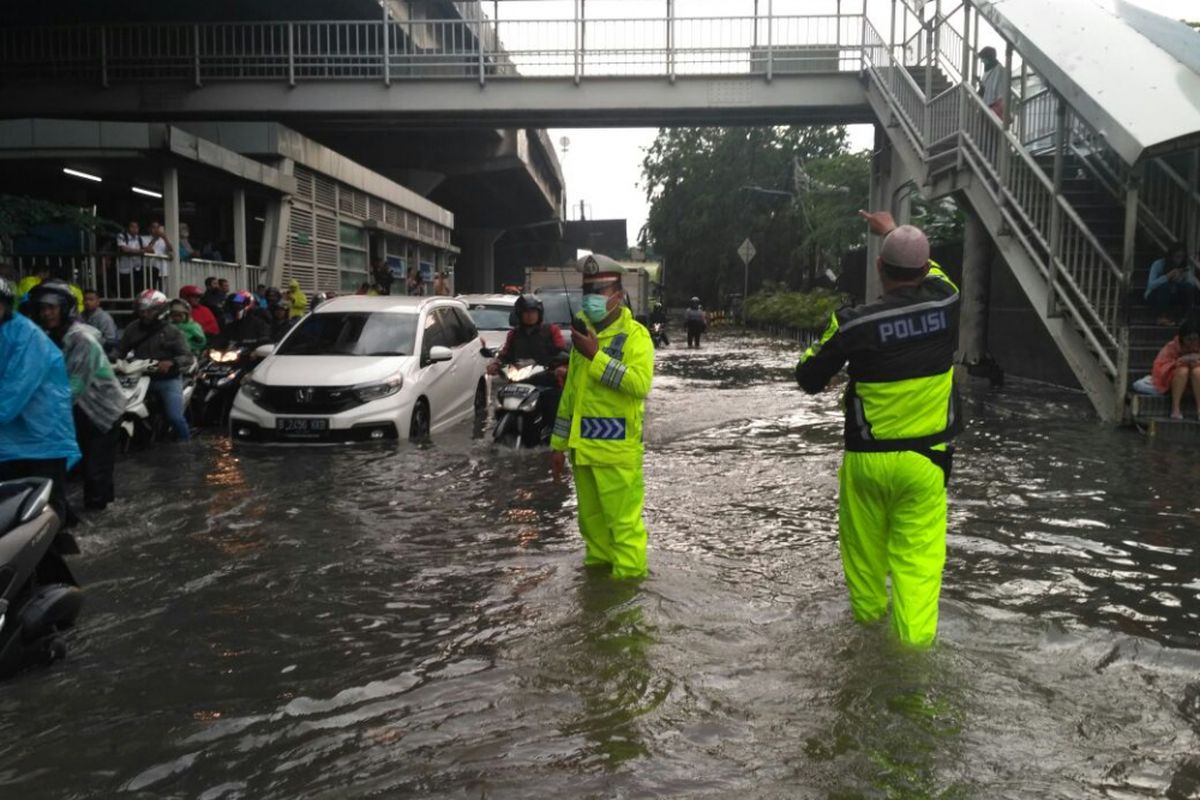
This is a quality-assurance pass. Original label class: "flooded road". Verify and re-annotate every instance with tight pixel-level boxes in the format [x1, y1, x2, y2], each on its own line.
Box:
[3, 330, 1199, 799]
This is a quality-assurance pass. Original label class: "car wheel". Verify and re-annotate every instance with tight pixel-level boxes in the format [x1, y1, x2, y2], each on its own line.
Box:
[409, 399, 431, 443]
[474, 379, 488, 416]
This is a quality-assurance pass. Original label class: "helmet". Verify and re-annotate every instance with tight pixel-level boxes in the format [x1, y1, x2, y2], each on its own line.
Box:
[28, 280, 77, 323]
[689, 296, 700, 309]
[168, 299, 191, 317]
[514, 294, 544, 325]
[227, 290, 254, 320]
[135, 289, 170, 318]
[0, 276, 16, 322]
[180, 285, 202, 299]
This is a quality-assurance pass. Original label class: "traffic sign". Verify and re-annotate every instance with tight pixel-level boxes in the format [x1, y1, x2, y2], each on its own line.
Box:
[737, 238, 756, 265]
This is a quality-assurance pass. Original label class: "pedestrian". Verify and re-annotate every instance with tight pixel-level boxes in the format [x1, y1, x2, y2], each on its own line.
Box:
[684, 297, 707, 348]
[406, 266, 423, 296]
[433, 271, 451, 296]
[30, 281, 124, 511]
[372, 258, 394, 295]
[550, 255, 655, 579]
[978, 46, 1007, 118]
[81, 288, 119, 353]
[202, 276, 227, 329]
[1143, 242, 1199, 326]
[0, 277, 81, 522]
[796, 210, 962, 649]
[116, 220, 147, 295]
[116, 289, 195, 441]
[287, 279, 309, 319]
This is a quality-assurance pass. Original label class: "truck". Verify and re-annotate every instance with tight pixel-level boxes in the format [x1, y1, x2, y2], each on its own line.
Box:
[524, 264, 653, 320]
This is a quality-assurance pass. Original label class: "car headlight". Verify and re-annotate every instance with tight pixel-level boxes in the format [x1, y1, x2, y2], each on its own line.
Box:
[353, 374, 404, 403]
[240, 378, 265, 400]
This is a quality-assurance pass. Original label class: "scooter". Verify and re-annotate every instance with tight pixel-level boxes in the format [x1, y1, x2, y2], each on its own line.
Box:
[492, 362, 559, 449]
[0, 478, 84, 681]
[113, 358, 156, 447]
[191, 344, 255, 428]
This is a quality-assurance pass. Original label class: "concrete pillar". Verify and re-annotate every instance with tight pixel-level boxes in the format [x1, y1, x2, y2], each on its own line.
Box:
[163, 165, 180, 297]
[233, 187, 247, 268]
[456, 228, 502, 293]
[865, 126, 915, 302]
[958, 208, 992, 365]
[261, 197, 291, 289]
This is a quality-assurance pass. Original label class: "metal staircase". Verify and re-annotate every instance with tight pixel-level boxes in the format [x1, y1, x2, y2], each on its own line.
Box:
[860, 0, 1200, 422]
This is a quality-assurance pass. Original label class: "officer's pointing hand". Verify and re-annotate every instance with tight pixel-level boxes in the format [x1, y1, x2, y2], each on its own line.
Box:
[858, 209, 898, 237]
[571, 328, 599, 360]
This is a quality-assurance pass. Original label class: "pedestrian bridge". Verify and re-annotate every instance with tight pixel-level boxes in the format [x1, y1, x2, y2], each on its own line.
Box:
[2, 0, 1199, 421]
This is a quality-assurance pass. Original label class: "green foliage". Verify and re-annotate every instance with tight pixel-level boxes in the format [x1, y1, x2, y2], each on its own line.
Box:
[910, 196, 965, 244]
[0, 194, 118, 242]
[743, 288, 845, 331]
[641, 126, 868, 305]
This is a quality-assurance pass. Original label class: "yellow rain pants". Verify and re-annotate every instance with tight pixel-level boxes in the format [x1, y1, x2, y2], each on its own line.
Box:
[838, 449, 947, 649]
[573, 462, 648, 579]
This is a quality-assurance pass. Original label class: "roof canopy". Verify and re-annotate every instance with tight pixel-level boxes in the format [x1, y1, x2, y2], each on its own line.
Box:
[980, 0, 1200, 164]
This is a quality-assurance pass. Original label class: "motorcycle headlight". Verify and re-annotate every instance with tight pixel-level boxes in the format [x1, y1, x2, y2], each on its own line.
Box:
[353, 374, 404, 403]
[240, 379, 265, 400]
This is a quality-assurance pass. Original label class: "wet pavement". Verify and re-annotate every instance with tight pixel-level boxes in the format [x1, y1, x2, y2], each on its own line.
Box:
[2, 329, 1199, 799]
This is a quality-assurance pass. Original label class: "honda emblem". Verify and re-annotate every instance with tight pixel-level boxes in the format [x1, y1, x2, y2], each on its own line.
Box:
[295, 388, 314, 403]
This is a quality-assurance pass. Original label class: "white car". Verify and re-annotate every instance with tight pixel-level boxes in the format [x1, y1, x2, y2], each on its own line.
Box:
[458, 293, 517, 351]
[229, 295, 489, 443]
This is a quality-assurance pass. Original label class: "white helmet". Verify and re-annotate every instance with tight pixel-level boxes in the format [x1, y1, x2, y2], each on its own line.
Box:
[135, 288, 170, 319]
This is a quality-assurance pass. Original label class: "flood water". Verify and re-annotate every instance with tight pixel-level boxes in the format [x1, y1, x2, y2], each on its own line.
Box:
[3, 330, 1199, 799]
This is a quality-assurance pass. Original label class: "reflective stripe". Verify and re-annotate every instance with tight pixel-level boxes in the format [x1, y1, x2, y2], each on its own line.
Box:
[552, 416, 571, 439]
[837, 293, 959, 334]
[601, 359, 627, 389]
[580, 417, 627, 440]
[800, 312, 840, 364]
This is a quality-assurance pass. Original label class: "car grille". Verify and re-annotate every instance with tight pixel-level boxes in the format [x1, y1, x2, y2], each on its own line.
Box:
[256, 386, 366, 415]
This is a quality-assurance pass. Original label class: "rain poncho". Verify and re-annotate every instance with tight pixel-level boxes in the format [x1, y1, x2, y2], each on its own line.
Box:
[287, 280, 308, 319]
[0, 313, 81, 467]
[552, 306, 654, 578]
[61, 322, 125, 432]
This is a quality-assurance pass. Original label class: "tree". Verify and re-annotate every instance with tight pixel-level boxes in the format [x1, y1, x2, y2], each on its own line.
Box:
[0, 194, 115, 242]
[640, 126, 865, 305]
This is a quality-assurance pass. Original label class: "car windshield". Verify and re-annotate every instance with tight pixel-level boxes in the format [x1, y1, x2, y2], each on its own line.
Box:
[276, 311, 417, 357]
[467, 303, 514, 330]
[537, 291, 583, 327]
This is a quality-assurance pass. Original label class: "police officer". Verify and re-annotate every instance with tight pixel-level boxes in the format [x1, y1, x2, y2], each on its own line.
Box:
[796, 210, 961, 648]
[550, 255, 655, 579]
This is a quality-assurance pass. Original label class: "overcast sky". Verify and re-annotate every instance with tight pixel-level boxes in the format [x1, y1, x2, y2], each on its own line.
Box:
[477, 0, 1200, 244]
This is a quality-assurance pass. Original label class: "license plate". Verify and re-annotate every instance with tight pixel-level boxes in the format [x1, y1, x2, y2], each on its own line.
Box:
[275, 418, 329, 435]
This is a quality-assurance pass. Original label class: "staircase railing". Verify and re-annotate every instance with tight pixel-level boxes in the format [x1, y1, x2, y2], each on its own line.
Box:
[862, 16, 1125, 382]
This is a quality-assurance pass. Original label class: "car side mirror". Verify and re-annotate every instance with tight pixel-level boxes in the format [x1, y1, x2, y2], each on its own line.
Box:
[253, 343, 275, 359]
[480, 346, 496, 359]
[428, 345, 453, 364]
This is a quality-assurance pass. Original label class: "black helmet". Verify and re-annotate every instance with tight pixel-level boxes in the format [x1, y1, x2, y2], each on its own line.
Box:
[514, 293, 544, 325]
[0, 276, 14, 323]
[29, 279, 77, 323]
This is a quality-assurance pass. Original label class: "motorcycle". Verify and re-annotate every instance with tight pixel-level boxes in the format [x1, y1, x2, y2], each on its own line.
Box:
[191, 344, 256, 428]
[113, 357, 156, 448]
[114, 358, 197, 448]
[492, 362, 560, 449]
[0, 478, 84, 680]
[650, 321, 669, 348]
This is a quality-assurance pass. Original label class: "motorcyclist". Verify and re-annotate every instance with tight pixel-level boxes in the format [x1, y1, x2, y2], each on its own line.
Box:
[0, 276, 81, 521]
[115, 289, 195, 441]
[217, 290, 272, 349]
[649, 301, 670, 346]
[169, 299, 207, 357]
[684, 296, 708, 349]
[269, 301, 298, 343]
[487, 294, 568, 431]
[30, 280, 124, 510]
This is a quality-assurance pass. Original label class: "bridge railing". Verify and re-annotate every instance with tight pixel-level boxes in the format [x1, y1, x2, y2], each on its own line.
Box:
[0, 14, 867, 85]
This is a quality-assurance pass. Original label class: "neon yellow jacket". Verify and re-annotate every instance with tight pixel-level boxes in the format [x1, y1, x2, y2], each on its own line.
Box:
[551, 307, 653, 467]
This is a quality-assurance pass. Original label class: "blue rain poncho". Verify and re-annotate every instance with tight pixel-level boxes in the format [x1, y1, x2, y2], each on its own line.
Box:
[0, 313, 81, 468]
